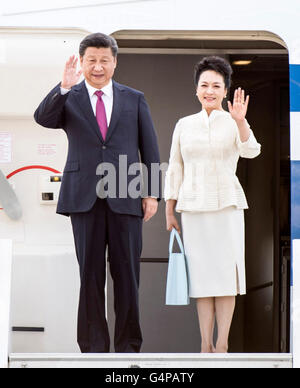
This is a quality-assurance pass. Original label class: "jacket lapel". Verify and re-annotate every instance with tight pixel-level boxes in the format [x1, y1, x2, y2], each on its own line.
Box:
[105, 81, 125, 143]
[72, 81, 104, 143]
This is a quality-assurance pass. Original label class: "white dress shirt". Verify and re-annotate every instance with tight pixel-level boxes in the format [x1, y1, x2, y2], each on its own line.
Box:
[61, 79, 114, 125]
[164, 109, 261, 212]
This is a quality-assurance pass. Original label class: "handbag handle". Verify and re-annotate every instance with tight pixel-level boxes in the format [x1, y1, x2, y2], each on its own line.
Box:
[169, 228, 184, 254]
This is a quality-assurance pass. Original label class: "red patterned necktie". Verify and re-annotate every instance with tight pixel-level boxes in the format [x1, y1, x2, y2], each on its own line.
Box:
[95, 90, 108, 140]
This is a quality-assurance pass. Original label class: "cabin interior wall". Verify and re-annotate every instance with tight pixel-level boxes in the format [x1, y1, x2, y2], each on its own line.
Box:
[239, 80, 277, 352]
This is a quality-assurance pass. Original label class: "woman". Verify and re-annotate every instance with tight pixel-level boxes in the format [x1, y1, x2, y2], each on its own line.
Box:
[164, 56, 261, 353]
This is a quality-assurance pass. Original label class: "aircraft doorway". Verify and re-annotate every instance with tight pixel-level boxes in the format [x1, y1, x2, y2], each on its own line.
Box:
[107, 31, 290, 353]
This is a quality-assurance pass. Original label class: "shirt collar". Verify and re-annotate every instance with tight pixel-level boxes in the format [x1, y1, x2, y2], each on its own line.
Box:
[85, 79, 113, 98]
[201, 109, 228, 120]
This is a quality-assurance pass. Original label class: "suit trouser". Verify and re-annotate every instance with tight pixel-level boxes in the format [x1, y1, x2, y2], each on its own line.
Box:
[70, 198, 143, 353]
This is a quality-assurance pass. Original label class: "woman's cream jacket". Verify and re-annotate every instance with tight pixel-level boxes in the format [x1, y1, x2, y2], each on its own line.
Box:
[164, 109, 261, 212]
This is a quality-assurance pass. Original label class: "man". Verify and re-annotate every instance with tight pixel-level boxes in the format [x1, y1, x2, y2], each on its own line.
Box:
[34, 33, 161, 353]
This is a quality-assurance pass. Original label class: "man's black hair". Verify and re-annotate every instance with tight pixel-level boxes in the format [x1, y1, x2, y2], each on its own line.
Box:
[79, 32, 118, 57]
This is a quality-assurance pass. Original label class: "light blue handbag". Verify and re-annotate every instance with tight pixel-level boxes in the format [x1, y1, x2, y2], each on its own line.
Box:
[166, 228, 190, 305]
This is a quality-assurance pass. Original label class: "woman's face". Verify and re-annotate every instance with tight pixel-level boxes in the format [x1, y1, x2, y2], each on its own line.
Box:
[196, 70, 227, 113]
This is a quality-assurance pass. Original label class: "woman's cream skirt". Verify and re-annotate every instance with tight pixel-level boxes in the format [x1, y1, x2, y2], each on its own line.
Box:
[181, 206, 246, 298]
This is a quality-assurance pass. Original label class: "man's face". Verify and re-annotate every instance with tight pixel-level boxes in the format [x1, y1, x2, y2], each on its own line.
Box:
[80, 46, 117, 89]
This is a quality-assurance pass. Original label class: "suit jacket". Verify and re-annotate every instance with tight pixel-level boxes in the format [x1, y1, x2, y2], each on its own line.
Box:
[164, 109, 261, 212]
[34, 80, 161, 217]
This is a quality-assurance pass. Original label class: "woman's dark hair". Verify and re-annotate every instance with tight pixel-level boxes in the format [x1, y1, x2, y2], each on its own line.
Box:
[194, 56, 233, 90]
[79, 32, 118, 57]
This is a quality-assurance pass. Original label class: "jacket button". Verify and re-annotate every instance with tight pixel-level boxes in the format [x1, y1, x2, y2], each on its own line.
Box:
[102, 145, 106, 150]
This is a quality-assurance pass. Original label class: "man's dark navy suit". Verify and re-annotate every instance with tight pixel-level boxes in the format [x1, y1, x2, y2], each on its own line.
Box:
[34, 80, 161, 353]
